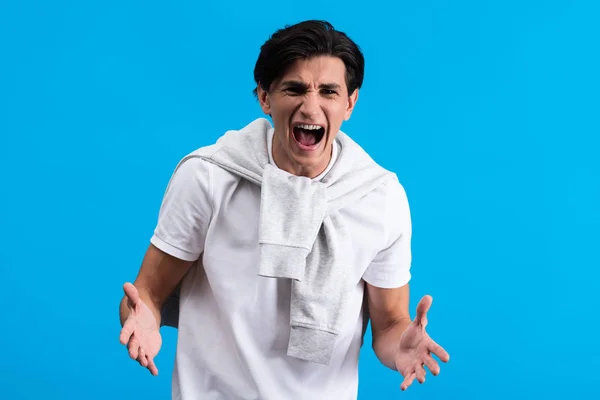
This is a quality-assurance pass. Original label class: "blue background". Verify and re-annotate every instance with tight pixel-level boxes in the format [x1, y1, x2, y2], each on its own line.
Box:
[1, 0, 599, 398]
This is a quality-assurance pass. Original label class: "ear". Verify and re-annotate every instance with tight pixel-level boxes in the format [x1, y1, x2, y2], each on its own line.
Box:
[344, 88, 359, 120]
[256, 84, 271, 115]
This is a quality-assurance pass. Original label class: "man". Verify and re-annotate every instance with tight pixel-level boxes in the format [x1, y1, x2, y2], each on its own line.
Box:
[119, 20, 449, 399]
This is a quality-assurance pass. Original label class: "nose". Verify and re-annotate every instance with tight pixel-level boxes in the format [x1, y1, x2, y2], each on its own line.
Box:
[298, 91, 321, 119]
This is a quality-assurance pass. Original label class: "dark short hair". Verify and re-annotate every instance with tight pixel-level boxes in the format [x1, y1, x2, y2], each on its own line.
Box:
[253, 20, 365, 97]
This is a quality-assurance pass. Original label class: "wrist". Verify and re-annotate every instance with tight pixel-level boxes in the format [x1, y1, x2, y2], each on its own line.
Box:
[372, 318, 413, 370]
[136, 287, 162, 328]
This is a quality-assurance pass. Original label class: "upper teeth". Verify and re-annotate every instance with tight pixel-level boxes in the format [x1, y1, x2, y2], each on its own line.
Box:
[297, 124, 322, 130]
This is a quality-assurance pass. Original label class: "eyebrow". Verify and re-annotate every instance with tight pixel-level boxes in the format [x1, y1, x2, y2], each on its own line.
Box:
[280, 80, 342, 91]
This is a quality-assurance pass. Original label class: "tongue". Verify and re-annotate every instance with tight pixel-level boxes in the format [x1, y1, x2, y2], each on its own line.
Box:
[297, 129, 317, 146]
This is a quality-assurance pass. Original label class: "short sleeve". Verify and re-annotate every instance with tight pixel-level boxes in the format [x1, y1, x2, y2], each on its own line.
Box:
[150, 155, 213, 262]
[362, 178, 412, 288]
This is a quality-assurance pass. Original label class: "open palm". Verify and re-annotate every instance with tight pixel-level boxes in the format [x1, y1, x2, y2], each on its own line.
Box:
[119, 282, 162, 376]
[395, 295, 450, 391]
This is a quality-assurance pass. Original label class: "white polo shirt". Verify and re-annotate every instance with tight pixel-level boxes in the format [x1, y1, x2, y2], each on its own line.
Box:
[150, 128, 412, 400]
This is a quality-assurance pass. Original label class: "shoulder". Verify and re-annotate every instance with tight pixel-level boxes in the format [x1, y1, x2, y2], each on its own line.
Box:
[383, 175, 409, 207]
[166, 152, 214, 189]
[380, 175, 411, 222]
[364, 174, 410, 210]
[170, 148, 250, 197]
[360, 175, 411, 243]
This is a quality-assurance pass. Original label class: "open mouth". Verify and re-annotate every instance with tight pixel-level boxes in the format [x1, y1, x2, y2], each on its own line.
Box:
[292, 123, 325, 150]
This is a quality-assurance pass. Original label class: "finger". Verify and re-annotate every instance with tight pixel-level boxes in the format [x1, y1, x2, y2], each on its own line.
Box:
[428, 339, 450, 363]
[128, 335, 140, 360]
[415, 295, 432, 327]
[400, 372, 416, 391]
[415, 363, 426, 384]
[123, 282, 140, 306]
[147, 356, 159, 376]
[119, 317, 136, 345]
[423, 353, 441, 376]
[138, 348, 148, 368]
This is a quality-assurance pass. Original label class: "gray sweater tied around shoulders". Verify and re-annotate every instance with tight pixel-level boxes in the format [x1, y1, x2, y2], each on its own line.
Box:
[160, 118, 396, 365]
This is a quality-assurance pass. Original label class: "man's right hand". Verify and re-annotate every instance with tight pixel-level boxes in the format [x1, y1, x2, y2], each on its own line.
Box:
[119, 282, 162, 376]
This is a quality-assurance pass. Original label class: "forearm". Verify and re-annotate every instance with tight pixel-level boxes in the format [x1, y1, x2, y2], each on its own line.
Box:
[119, 286, 162, 327]
[119, 244, 194, 327]
[372, 317, 412, 370]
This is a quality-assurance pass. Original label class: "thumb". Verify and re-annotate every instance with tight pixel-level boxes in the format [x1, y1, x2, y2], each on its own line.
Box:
[415, 295, 433, 327]
[123, 282, 140, 307]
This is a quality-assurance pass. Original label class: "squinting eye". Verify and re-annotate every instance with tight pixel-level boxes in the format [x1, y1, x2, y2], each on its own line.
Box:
[284, 88, 303, 95]
[322, 89, 337, 96]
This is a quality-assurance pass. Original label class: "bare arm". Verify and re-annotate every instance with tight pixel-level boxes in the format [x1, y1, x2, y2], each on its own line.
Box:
[367, 283, 412, 370]
[119, 243, 195, 327]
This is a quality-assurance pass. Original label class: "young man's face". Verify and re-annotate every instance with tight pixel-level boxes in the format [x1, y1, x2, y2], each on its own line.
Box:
[257, 55, 358, 178]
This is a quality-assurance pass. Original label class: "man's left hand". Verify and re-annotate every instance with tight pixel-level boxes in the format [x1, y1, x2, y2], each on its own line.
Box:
[395, 295, 450, 391]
